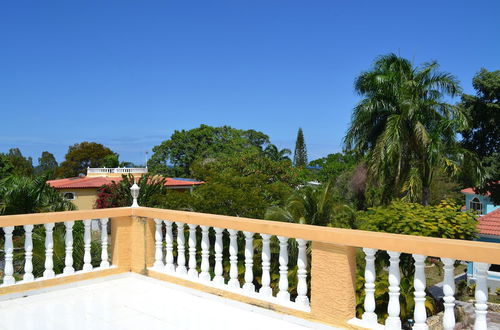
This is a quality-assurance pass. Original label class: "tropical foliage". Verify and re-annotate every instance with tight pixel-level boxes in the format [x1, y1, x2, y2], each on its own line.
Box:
[344, 54, 468, 205]
[95, 174, 168, 208]
[0, 175, 75, 215]
[265, 182, 355, 228]
[357, 200, 477, 239]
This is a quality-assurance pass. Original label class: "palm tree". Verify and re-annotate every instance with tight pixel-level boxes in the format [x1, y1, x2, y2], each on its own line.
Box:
[263, 144, 292, 162]
[344, 54, 467, 205]
[0, 175, 75, 215]
[265, 182, 352, 227]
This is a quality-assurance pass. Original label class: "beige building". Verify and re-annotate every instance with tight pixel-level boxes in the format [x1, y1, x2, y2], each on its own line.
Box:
[48, 167, 203, 210]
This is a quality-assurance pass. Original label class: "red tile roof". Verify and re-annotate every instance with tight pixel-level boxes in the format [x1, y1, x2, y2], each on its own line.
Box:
[461, 181, 500, 195]
[47, 176, 203, 189]
[477, 208, 500, 236]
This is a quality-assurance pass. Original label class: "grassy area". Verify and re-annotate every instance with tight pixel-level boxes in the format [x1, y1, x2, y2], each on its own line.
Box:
[425, 260, 467, 286]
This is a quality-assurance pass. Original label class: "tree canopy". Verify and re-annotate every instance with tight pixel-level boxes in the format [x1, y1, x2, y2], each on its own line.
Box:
[460, 69, 500, 158]
[148, 125, 270, 177]
[35, 151, 58, 179]
[309, 152, 357, 183]
[162, 149, 301, 219]
[4, 148, 34, 177]
[459, 69, 500, 204]
[57, 142, 117, 178]
[0, 154, 14, 180]
[344, 54, 466, 205]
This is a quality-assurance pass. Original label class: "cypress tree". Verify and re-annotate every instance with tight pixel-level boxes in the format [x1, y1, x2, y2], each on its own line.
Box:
[293, 128, 308, 167]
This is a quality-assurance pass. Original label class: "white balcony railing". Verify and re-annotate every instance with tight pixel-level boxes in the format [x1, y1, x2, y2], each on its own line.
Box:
[87, 167, 148, 174]
[0, 207, 499, 329]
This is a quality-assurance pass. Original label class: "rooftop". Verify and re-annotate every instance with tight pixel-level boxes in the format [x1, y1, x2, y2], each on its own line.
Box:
[478, 208, 500, 236]
[0, 274, 334, 330]
[47, 176, 203, 189]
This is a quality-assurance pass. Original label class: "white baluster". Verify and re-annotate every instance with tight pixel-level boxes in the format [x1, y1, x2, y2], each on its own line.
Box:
[413, 254, 428, 330]
[213, 227, 224, 285]
[23, 225, 34, 282]
[259, 234, 272, 296]
[362, 248, 377, 324]
[164, 220, 175, 273]
[385, 251, 401, 329]
[187, 224, 198, 279]
[153, 219, 164, 269]
[474, 262, 489, 330]
[175, 222, 187, 275]
[295, 238, 309, 307]
[441, 258, 455, 330]
[228, 229, 239, 288]
[43, 223, 55, 278]
[277, 236, 290, 301]
[63, 221, 75, 275]
[199, 226, 210, 281]
[83, 220, 93, 272]
[243, 231, 255, 292]
[100, 218, 110, 268]
[2, 226, 15, 285]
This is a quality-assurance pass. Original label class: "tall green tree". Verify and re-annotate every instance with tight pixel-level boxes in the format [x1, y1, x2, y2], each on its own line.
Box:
[459, 69, 500, 204]
[460, 69, 500, 158]
[293, 128, 308, 167]
[5, 148, 34, 177]
[35, 151, 58, 179]
[168, 149, 301, 219]
[0, 154, 14, 180]
[148, 125, 270, 177]
[57, 142, 117, 178]
[344, 54, 466, 205]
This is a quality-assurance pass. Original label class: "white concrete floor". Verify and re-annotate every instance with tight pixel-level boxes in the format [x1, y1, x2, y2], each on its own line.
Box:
[0, 274, 339, 330]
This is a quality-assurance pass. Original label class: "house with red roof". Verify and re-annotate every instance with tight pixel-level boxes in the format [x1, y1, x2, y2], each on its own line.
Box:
[462, 185, 500, 290]
[47, 167, 203, 210]
[461, 183, 500, 215]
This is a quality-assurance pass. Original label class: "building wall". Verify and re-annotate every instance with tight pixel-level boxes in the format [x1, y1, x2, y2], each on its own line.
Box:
[59, 188, 98, 210]
[464, 193, 499, 214]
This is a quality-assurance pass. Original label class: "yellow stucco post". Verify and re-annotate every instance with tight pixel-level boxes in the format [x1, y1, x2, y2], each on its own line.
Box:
[111, 215, 155, 274]
[310, 241, 357, 325]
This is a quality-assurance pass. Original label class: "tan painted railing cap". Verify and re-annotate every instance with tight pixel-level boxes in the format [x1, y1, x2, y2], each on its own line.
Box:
[0, 206, 499, 264]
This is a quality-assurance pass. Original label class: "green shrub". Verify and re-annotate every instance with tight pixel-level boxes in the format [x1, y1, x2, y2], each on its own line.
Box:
[357, 200, 477, 239]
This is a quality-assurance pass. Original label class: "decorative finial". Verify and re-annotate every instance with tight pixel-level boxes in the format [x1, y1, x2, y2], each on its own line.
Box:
[130, 181, 140, 207]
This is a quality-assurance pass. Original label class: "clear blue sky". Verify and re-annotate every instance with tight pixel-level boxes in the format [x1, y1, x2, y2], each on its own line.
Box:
[1, 1, 499, 165]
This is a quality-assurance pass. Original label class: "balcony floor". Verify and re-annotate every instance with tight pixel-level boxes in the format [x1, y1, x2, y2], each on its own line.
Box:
[0, 273, 338, 330]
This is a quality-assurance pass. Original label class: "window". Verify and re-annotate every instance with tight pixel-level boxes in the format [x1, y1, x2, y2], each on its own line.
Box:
[490, 264, 500, 272]
[469, 197, 483, 214]
[63, 192, 76, 200]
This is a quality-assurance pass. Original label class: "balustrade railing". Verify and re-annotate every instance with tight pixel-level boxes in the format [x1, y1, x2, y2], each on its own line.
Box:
[149, 218, 311, 311]
[87, 167, 148, 174]
[0, 206, 499, 330]
[355, 250, 492, 330]
[1, 216, 114, 287]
